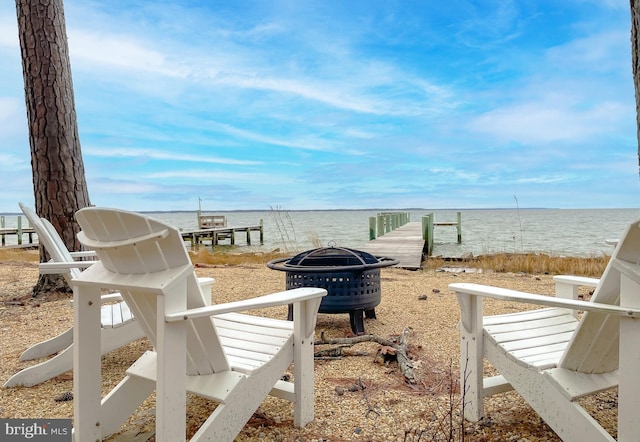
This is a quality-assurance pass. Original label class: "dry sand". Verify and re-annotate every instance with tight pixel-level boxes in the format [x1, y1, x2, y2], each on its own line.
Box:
[0, 249, 617, 441]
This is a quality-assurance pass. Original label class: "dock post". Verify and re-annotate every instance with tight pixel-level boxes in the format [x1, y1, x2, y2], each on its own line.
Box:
[230, 230, 235, 245]
[421, 215, 429, 255]
[260, 219, 264, 244]
[421, 213, 435, 255]
[246, 229, 251, 245]
[369, 217, 376, 240]
[1, 216, 4, 246]
[377, 215, 384, 237]
[428, 214, 434, 254]
[456, 211, 462, 243]
[17, 216, 23, 245]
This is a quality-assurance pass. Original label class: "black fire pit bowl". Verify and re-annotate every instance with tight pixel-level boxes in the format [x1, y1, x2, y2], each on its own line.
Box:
[267, 246, 398, 335]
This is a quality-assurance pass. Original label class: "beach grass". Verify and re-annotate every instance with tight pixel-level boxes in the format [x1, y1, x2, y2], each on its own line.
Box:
[425, 253, 609, 277]
[0, 247, 609, 278]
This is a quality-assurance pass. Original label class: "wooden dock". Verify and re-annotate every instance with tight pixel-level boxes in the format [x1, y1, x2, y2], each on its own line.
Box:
[359, 222, 426, 270]
[0, 227, 36, 246]
[181, 223, 263, 249]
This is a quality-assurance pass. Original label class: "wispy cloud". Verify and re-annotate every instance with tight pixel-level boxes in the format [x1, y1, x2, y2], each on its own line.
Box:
[86, 147, 262, 166]
[0, 1, 637, 211]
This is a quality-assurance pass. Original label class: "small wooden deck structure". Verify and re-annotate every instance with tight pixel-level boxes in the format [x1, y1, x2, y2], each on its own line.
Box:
[422, 212, 462, 255]
[360, 220, 426, 270]
[181, 223, 264, 249]
[0, 215, 35, 246]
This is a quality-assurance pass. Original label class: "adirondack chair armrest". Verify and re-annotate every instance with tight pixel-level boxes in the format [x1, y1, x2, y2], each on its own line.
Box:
[552, 275, 600, 317]
[69, 250, 97, 259]
[39, 260, 98, 274]
[553, 275, 599, 300]
[552, 275, 599, 287]
[165, 287, 327, 322]
[449, 282, 640, 318]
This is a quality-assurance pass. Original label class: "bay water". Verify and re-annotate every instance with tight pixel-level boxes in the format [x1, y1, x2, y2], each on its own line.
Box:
[3, 208, 639, 258]
[154, 208, 639, 257]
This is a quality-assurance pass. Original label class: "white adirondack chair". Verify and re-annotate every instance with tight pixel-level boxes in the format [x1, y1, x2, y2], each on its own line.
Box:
[3, 203, 212, 387]
[449, 217, 640, 442]
[70, 207, 327, 441]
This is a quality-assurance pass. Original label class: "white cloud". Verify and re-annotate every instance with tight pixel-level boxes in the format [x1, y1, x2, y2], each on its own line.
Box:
[68, 29, 190, 78]
[85, 147, 262, 165]
[468, 98, 628, 144]
[546, 29, 630, 72]
[145, 170, 295, 185]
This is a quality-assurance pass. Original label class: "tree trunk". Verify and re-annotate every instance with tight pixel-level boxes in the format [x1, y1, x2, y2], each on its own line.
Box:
[15, 0, 91, 296]
[632, 0, 640, 175]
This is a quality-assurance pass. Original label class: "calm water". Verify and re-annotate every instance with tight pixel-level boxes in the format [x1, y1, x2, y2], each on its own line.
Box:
[145, 208, 640, 257]
[4, 208, 639, 257]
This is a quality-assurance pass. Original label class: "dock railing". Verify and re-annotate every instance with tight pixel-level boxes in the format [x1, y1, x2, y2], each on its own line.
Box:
[368, 212, 411, 240]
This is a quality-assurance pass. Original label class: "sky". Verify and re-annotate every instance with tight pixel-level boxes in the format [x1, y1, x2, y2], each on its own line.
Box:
[0, 0, 638, 213]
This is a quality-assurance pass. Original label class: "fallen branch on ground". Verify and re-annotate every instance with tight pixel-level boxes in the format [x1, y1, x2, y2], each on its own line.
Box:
[316, 328, 416, 383]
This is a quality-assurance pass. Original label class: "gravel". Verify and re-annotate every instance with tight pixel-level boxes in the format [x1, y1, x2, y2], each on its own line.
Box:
[0, 252, 617, 441]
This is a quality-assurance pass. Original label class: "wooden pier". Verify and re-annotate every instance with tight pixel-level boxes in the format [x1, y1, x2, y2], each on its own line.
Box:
[359, 211, 463, 269]
[181, 222, 264, 249]
[0, 215, 36, 247]
[359, 221, 426, 270]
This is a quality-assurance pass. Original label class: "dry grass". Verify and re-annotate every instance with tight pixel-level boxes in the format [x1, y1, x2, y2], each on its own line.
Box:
[2, 246, 609, 278]
[425, 253, 609, 277]
[0, 247, 39, 263]
[188, 248, 290, 266]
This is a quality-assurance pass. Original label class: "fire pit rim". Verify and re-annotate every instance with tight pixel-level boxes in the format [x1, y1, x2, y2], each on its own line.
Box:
[266, 246, 399, 273]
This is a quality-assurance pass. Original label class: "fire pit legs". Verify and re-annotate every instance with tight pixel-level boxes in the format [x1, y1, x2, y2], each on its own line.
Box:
[350, 310, 366, 335]
[288, 305, 376, 335]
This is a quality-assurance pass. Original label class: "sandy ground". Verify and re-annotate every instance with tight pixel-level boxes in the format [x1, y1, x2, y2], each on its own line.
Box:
[0, 250, 617, 441]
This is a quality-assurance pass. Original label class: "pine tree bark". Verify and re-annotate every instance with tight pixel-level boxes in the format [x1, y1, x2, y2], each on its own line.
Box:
[632, 0, 640, 175]
[15, 0, 91, 296]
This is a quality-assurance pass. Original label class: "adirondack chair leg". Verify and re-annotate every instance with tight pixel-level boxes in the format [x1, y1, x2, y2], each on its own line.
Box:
[4, 343, 73, 388]
[292, 298, 321, 427]
[618, 274, 640, 441]
[19, 327, 73, 360]
[456, 293, 485, 422]
[156, 289, 188, 442]
[73, 285, 103, 442]
[100, 374, 156, 438]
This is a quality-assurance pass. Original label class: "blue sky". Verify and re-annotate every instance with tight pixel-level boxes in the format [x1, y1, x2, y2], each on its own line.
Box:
[0, 0, 638, 212]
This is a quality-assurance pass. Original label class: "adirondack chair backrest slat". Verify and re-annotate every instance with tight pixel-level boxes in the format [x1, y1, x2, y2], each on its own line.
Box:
[75, 207, 231, 376]
[19, 203, 81, 281]
[41, 219, 84, 280]
[559, 219, 640, 373]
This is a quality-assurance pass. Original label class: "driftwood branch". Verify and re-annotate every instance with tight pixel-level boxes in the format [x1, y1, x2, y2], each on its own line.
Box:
[316, 328, 416, 383]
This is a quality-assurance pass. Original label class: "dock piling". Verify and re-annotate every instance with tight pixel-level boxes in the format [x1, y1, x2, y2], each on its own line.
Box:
[421, 212, 462, 255]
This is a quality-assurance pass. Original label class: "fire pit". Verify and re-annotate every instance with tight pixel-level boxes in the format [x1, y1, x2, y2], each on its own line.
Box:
[267, 245, 398, 334]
